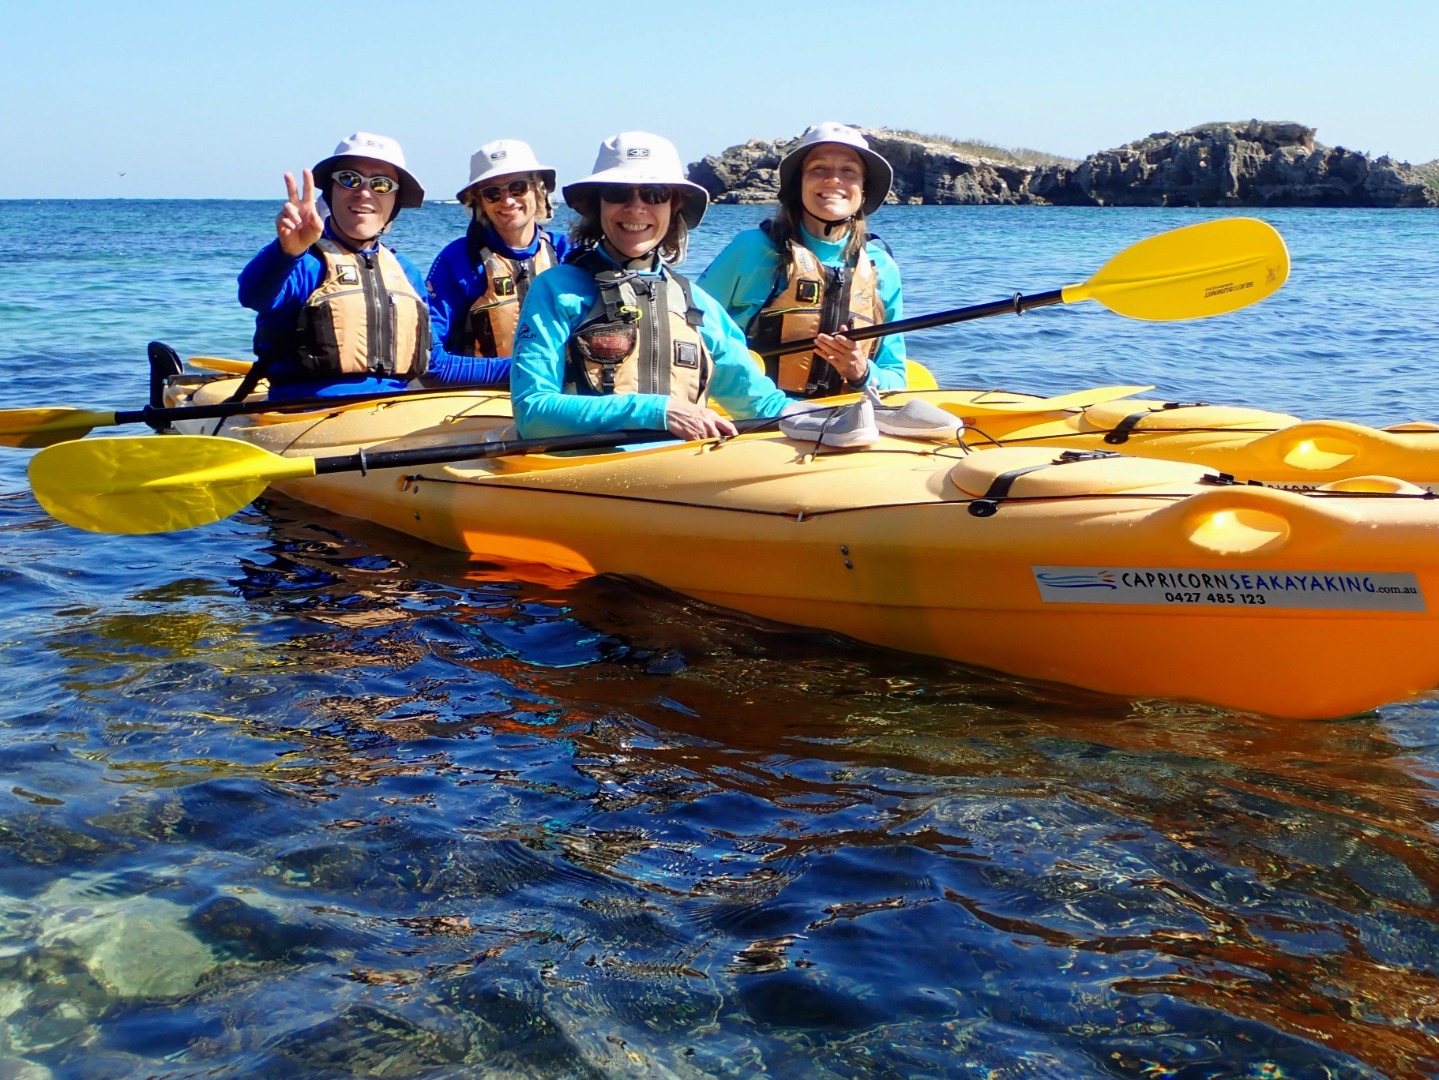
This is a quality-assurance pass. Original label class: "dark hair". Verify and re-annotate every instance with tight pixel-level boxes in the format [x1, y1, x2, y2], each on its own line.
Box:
[567, 189, 690, 265]
[770, 147, 869, 263]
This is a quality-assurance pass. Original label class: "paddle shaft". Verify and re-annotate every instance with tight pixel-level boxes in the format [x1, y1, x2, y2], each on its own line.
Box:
[117, 382, 507, 429]
[753, 290, 1064, 359]
[309, 418, 775, 477]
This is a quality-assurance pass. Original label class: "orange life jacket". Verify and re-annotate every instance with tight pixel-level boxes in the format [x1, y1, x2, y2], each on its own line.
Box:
[297, 238, 429, 379]
[463, 233, 558, 357]
[747, 228, 885, 397]
[565, 249, 712, 404]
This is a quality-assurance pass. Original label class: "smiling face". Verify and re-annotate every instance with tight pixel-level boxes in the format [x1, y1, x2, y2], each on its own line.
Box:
[799, 144, 865, 233]
[327, 156, 399, 244]
[599, 188, 675, 261]
[475, 171, 540, 244]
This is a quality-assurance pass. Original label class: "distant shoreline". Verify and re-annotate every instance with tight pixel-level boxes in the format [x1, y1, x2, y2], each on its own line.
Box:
[687, 121, 1439, 209]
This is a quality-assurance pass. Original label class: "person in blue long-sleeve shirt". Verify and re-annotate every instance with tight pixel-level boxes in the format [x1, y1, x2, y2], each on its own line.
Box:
[237, 131, 433, 401]
[423, 139, 569, 388]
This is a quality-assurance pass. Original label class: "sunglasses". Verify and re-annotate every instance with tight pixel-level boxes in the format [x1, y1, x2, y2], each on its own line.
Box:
[599, 184, 673, 205]
[333, 170, 399, 195]
[479, 179, 534, 203]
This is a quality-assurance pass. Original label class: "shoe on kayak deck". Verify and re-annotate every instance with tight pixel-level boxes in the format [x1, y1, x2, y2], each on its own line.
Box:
[779, 397, 880, 449]
[869, 388, 964, 441]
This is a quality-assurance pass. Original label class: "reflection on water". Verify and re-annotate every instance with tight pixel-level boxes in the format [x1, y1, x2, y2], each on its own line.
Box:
[5, 202, 1439, 1076]
[0, 493, 1436, 1078]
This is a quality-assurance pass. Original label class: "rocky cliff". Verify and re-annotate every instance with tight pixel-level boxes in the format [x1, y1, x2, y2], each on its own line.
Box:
[688, 122, 1439, 208]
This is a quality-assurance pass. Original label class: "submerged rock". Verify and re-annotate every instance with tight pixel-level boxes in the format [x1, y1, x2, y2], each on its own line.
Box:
[689, 121, 1439, 208]
[36, 893, 217, 1000]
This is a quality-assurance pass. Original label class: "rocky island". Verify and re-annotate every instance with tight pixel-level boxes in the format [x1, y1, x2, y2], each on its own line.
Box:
[688, 121, 1439, 208]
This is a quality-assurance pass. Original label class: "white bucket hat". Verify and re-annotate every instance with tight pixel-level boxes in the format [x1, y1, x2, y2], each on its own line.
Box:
[777, 122, 893, 216]
[457, 139, 557, 204]
[313, 132, 425, 209]
[561, 131, 709, 228]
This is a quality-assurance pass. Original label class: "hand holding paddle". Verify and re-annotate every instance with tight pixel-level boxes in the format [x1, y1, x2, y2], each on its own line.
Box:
[277, 169, 324, 257]
[813, 325, 869, 385]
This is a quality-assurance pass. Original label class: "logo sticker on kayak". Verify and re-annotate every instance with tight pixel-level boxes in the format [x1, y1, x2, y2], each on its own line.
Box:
[1032, 566, 1425, 612]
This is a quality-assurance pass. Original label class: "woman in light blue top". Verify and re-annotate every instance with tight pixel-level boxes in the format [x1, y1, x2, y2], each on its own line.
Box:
[510, 131, 787, 440]
[697, 122, 907, 399]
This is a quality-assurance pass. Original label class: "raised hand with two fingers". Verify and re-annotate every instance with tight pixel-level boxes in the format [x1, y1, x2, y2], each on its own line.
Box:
[276, 169, 324, 257]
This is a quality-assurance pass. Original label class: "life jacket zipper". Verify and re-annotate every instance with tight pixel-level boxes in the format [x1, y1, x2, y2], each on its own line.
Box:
[361, 252, 394, 376]
[647, 277, 662, 394]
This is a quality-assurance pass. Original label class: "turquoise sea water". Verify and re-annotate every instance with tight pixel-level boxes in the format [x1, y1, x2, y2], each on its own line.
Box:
[1, 200, 1438, 1077]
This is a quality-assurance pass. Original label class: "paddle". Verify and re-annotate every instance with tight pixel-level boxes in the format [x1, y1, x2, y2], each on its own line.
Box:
[0, 383, 509, 450]
[754, 217, 1289, 358]
[947, 385, 1155, 414]
[187, 356, 254, 374]
[29, 425, 768, 535]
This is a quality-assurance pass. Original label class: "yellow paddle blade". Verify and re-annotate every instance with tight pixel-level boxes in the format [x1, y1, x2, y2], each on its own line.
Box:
[29, 435, 315, 535]
[905, 360, 939, 390]
[188, 356, 254, 374]
[958, 384, 1155, 415]
[0, 408, 117, 449]
[1061, 218, 1289, 321]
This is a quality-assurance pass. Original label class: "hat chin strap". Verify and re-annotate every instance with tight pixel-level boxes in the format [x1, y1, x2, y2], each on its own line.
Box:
[810, 213, 855, 238]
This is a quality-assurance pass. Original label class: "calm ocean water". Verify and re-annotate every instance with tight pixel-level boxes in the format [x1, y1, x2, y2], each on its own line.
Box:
[1, 200, 1438, 1078]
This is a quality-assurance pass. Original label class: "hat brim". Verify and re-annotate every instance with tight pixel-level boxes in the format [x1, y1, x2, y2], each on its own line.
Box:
[562, 173, 709, 229]
[314, 155, 426, 210]
[457, 168, 558, 205]
[777, 143, 893, 217]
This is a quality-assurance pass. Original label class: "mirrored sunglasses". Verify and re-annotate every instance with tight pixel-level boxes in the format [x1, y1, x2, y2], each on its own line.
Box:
[599, 184, 673, 205]
[480, 179, 533, 203]
[333, 170, 399, 195]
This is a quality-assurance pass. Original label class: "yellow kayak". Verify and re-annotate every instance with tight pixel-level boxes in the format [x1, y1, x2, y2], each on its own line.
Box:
[145, 376, 1439, 720]
[164, 373, 1439, 492]
[929, 394, 1439, 492]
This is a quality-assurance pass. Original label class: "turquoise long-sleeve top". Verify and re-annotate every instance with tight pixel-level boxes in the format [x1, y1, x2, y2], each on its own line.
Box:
[510, 249, 789, 438]
[696, 223, 908, 392]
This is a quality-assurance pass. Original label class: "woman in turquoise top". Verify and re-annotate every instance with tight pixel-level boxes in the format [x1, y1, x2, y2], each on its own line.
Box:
[697, 122, 907, 398]
[511, 131, 787, 440]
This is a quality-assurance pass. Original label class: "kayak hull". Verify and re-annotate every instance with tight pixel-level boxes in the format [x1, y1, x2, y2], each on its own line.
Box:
[162, 377, 1439, 718]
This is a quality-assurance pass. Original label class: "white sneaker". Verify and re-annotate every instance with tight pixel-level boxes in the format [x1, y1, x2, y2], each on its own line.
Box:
[867, 386, 964, 441]
[778, 396, 880, 449]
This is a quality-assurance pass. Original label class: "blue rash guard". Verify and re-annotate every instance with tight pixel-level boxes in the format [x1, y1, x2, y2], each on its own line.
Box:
[696, 223, 908, 393]
[237, 221, 430, 400]
[510, 249, 789, 438]
[424, 222, 570, 387]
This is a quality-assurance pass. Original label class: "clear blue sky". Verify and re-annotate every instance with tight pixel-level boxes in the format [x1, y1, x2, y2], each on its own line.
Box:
[5, 0, 1436, 199]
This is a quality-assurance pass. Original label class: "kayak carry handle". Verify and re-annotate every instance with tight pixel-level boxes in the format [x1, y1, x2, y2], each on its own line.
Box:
[1154, 484, 1357, 556]
[1248, 420, 1439, 475]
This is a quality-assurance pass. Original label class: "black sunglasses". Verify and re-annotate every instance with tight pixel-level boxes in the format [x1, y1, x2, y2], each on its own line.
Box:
[598, 184, 673, 205]
[479, 179, 533, 203]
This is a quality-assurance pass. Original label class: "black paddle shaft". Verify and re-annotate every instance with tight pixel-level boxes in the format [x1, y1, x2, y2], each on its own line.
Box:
[310, 418, 777, 477]
[753, 289, 1065, 359]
